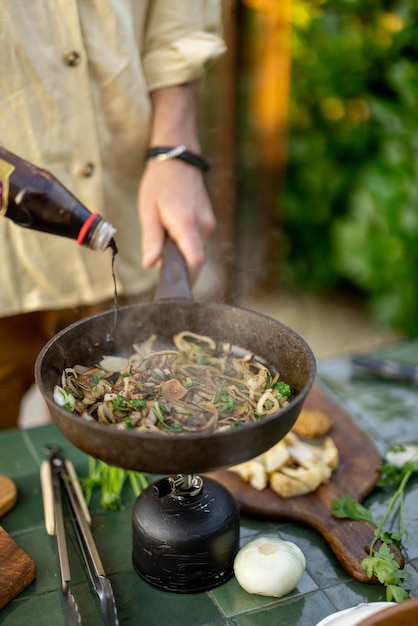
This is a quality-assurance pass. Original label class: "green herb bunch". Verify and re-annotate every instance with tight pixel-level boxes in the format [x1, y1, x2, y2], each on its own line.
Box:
[332, 445, 418, 602]
[81, 457, 149, 511]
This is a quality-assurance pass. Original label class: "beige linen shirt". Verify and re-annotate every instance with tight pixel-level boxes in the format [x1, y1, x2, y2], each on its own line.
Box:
[0, 0, 225, 316]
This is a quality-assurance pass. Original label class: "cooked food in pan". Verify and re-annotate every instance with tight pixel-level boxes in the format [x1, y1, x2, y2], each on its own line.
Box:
[53, 331, 293, 435]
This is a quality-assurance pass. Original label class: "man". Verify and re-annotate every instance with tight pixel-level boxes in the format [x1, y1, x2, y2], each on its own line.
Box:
[0, 1, 226, 428]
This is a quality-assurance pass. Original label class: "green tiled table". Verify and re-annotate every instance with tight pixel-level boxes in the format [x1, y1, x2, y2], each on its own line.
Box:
[1, 341, 417, 625]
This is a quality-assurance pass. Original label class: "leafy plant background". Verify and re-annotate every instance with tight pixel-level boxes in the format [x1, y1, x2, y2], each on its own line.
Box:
[282, 0, 418, 336]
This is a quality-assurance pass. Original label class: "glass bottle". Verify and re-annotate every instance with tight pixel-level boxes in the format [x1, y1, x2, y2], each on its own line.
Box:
[0, 146, 116, 251]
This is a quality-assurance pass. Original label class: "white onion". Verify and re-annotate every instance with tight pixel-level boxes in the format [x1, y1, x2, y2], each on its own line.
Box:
[234, 536, 306, 598]
[53, 385, 75, 411]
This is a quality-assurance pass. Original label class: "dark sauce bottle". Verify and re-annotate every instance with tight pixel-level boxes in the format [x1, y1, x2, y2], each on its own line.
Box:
[0, 146, 117, 251]
[0, 146, 119, 342]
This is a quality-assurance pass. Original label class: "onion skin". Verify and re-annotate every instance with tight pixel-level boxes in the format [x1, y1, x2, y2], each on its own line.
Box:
[234, 536, 306, 598]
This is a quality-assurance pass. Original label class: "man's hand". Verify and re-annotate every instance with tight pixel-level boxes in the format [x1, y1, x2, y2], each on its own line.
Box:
[138, 157, 215, 285]
[138, 83, 216, 285]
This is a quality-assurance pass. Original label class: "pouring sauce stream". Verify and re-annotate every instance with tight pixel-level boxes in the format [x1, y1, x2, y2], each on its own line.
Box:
[106, 242, 119, 344]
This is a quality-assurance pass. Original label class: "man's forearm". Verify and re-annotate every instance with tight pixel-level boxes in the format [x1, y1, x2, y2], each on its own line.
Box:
[148, 83, 201, 153]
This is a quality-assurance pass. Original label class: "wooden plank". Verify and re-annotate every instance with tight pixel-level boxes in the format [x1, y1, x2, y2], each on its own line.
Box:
[210, 384, 403, 583]
[0, 476, 36, 609]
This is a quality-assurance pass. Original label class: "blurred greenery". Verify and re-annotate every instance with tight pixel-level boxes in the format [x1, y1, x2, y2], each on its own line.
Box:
[282, 0, 418, 336]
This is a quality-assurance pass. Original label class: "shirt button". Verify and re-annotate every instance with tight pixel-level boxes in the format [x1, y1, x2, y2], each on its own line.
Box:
[81, 162, 95, 177]
[63, 51, 81, 67]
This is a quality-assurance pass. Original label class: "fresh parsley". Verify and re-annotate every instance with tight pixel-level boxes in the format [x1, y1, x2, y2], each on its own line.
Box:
[331, 493, 374, 524]
[331, 449, 418, 601]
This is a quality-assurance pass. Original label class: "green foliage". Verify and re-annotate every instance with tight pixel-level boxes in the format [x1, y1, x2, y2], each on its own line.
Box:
[282, 0, 418, 335]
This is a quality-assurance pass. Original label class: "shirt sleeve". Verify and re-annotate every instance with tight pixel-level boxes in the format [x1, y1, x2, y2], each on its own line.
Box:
[142, 0, 227, 91]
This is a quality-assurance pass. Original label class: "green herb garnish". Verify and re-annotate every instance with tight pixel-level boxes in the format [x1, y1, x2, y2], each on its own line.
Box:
[331, 493, 374, 524]
[220, 395, 236, 413]
[197, 355, 211, 365]
[272, 381, 291, 396]
[152, 401, 183, 432]
[112, 395, 126, 410]
[128, 399, 146, 408]
[124, 416, 135, 429]
[331, 450, 418, 601]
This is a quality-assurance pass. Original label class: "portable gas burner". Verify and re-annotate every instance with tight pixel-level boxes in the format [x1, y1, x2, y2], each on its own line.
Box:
[132, 473, 240, 592]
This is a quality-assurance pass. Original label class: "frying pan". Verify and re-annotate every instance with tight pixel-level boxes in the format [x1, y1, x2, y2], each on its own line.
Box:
[35, 239, 316, 475]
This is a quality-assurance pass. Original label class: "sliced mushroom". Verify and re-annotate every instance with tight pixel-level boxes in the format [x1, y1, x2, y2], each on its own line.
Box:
[229, 459, 268, 491]
[260, 440, 290, 473]
[160, 378, 188, 401]
[281, 464, 331, 491]
[228, 430, 339, 498]
[269, 472, 312, 498]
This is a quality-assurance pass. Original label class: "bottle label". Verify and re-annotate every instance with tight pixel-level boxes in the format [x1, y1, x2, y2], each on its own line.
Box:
[0, 159, 16, 216]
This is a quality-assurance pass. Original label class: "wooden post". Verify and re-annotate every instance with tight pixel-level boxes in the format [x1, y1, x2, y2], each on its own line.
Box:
[237, 0, 292, 296]
[199, 0, 240, 302]
[199, 0, 291, 301]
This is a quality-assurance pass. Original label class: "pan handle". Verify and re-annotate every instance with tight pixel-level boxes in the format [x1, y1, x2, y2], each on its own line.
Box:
[154, 236, 193, 301]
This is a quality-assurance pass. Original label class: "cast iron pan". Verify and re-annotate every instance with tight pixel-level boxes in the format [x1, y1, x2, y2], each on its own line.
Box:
[35, 239, 316, 475]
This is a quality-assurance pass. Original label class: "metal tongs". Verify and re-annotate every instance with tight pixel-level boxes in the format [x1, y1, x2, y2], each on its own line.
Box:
[40, 446, 119, 626]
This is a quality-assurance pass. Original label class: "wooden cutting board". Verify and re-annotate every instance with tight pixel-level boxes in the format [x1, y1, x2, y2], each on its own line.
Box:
[0, 476, 36, 609]
[210, 383, 403, 583]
